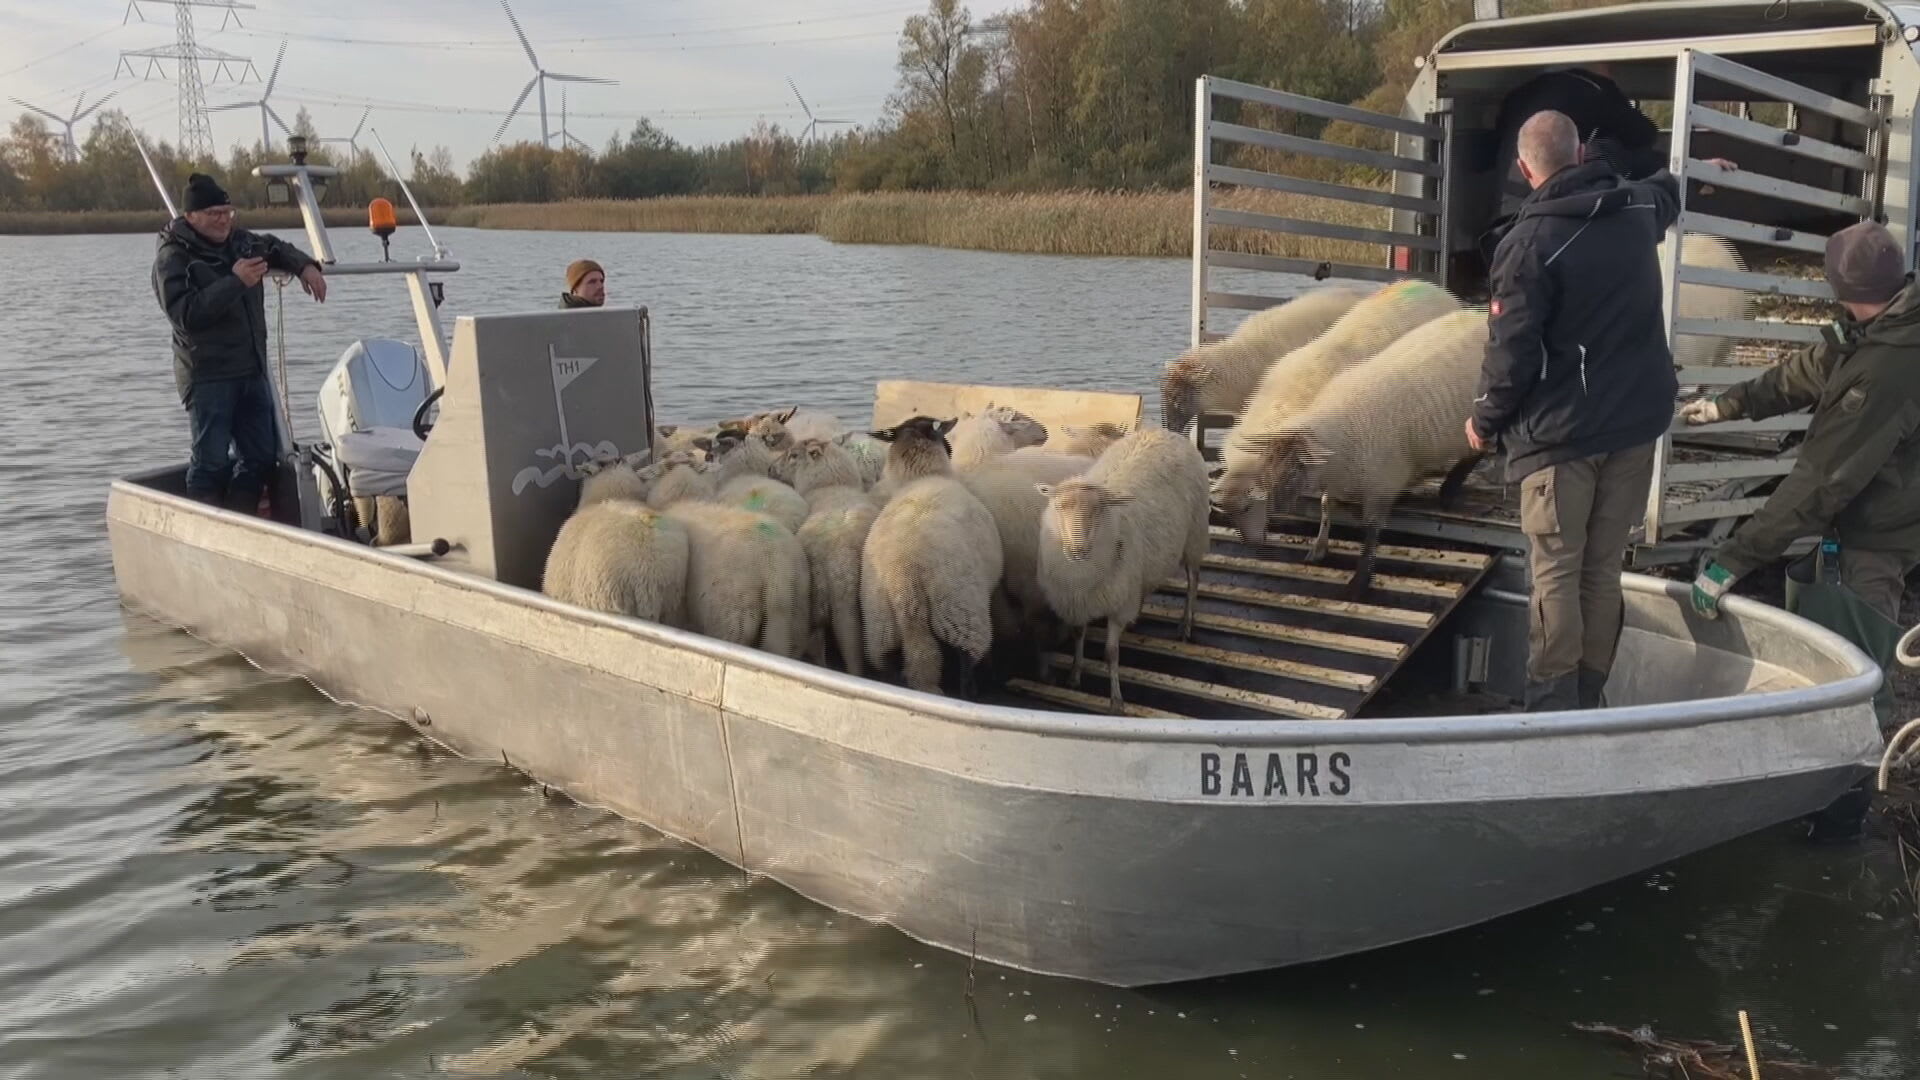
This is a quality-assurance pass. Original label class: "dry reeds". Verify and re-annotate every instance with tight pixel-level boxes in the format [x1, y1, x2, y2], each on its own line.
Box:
[0, 206, 423, 236]
[442, 196, 825, 235]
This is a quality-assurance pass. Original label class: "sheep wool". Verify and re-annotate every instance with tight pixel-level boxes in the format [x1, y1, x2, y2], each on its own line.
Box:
[1658, 235, 1753, 368]
[577, 458, 650, 509]
[1161, 285, 1373, 432]
[959, 449, 1095, 653]
[718, 474, 811, 533]
[1214, 277, 1463, 524]
[662, 501, 810, 658]
[1037, 427, 1211, 713]
[785, 438, 881, 673]
[642, 458, 717, 509]
[781, 438, 865, 496]
[861, 474, 1003, 696]
[1264, 310, 1489, 594]
[543, 500, 691, 626]
[1041, 423, 1128, 458]
[949, 406, 1049, 469]
[835, 432, 888, 489]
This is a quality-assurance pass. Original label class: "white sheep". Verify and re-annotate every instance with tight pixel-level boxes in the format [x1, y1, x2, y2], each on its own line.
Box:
[1660, 234, 1753, 368]
[1161, 285, 1374, 432]
[639, 454, 717, 509]
[958, 449, 1095, 668]
[785, 439, 882, 675]
[835, 431, 888, 489]
[717, 473, 810, 533]
[1258, 310, 1490, 596]
[870, 415, 958, 500]
[578, 457, 651, 508]
[661, 500, 810, 658]
[949, 406, 1049, 469]
[543, 499, 691, 626]
[862, 473, 1003, 697]
[1214, 277, 1463, 540]
[1036, 428, 1211, 714]
[783, 408, 848, 444]
[1040, 422, 1129, 458]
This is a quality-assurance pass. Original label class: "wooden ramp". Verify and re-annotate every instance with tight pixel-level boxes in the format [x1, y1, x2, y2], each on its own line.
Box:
[1006, 516, 1496, 719]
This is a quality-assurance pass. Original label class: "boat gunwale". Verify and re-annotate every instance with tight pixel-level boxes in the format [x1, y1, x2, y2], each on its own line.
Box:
[109, 470, 1883, 748]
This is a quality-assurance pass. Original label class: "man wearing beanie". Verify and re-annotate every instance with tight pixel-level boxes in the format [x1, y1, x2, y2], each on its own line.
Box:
[562, 259, 605, 308]
[151, 172, 326, 512]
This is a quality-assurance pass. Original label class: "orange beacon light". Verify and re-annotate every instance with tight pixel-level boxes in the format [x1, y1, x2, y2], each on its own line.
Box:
[369, 197, 399, 260]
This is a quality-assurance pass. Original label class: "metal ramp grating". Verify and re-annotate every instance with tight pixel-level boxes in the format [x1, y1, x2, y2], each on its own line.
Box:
[1006, 515, 1495, 719]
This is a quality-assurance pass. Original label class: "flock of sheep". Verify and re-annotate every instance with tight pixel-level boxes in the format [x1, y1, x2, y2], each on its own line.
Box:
[539, 237, 1750, 714]
[542, 404, 1210, 712]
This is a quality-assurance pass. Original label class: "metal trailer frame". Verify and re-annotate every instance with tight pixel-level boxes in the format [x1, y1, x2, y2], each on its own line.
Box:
[1188, 0, 1920, 565]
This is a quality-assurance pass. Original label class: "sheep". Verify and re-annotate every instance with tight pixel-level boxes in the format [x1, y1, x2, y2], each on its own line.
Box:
[861, 474, 1002, 697]
[661, 500, 810, 658]
[784, 439, 882, 675]
[351, 495, 411, 546]
[542, 499, 690, 626]
[1036, 428, 1211, 714]
[958, 450, 1096, 671]
[639, 453, 717, 509]
[1213, 277, 1463, 541]
[577, 457, 651, 509]
[869, 415, 958, 499]
[1041, 422, 1128, 458]
[1254, 310, 1491, 597]
[1660, 234, 1753, 368]
[1161, 285, 1374, 432]
[949, 406, 1049, 469]
[835, 431, 888, 489]
[717, 473, 810, 533]
[782, 408, 848, 444]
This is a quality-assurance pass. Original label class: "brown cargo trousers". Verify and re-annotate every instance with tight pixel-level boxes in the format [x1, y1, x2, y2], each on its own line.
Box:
[1519, 442, 1658, 684]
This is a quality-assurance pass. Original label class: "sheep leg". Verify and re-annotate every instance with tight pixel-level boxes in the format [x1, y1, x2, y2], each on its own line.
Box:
[1306, 494, 1333, 564]
[1343, 497, 1393, 600]
[1437, 454, 1483, 509]
[1105, 616, 1125, 715]
[832, 601, 864, 679]
[901, 628, 943, 695]
[1181, 564, 1199, 641]
[1070, 624, 1088, 689]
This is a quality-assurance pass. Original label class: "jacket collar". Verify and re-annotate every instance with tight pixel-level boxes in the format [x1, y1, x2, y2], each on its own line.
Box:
[1517, 160, 1637, 221]
[162, 216, 228, 258]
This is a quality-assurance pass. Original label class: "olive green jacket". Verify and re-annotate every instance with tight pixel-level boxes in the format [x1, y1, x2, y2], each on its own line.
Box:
[1714, 279, 1920, 577]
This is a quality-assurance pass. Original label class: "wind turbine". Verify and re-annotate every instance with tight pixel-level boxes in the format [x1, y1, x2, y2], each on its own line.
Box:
[494, 0, 615, 147]
[7, 89, 121, 162]
[208, 38, 289, 150]
[321, 107, 371, 156]
[560, 85, 591, 152]
[788, 78, 853, 143]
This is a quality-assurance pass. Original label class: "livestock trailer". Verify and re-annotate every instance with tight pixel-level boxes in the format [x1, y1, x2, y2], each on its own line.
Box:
[1187, 0, 1920, 565]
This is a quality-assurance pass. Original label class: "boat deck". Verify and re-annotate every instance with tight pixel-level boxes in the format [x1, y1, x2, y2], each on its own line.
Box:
[1005, 517, 1496, 719]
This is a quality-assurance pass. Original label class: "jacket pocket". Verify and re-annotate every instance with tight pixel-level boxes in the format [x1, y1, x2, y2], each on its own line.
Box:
[1521, 467, 1560, 536]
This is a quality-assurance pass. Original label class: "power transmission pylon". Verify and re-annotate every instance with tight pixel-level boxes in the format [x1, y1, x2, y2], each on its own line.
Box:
[117, 0, 257, 161]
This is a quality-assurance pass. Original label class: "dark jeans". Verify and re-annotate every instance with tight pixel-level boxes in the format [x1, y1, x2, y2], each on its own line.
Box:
[184, 373, 277, 506]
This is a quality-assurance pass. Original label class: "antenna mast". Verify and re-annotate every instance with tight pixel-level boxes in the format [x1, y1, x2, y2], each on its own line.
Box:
[118, 0, 257, 160]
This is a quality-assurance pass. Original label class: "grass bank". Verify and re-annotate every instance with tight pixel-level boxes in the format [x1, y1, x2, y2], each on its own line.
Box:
[0, 205, 428, 236]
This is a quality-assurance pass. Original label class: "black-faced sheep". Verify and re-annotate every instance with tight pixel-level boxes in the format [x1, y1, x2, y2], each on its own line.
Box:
[542, 499, 691, 626]
[1161, 285, 1373, 432]
[1213, 277, 1463, 541]
[1036, 428, 1211, 714]
[870, 415, 958, 499]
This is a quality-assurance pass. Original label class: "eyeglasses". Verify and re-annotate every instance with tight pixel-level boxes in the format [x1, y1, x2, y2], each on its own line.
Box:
[195, 207, 236, 221]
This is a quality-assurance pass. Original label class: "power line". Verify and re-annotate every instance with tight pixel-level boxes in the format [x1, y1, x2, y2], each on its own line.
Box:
[213, 9, 915, 52]
[273, 81, 880, 123]
[0, 26, 124, 80]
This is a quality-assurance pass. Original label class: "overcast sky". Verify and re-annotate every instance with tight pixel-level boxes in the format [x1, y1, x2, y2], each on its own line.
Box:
[0, 0, 985, 166]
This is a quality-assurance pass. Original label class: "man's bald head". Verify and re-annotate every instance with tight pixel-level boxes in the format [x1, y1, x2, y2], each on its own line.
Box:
[1518, 110, 1582, 187]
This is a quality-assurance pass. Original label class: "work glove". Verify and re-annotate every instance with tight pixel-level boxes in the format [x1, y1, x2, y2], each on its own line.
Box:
[1678, 395, 1729, 426]
[1691, 561, 1736, 620]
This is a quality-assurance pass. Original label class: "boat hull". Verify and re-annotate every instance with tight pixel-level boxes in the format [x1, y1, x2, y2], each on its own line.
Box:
[107, 475, 1883, 985]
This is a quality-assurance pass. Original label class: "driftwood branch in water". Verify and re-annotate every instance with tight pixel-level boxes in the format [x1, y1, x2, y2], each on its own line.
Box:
[1573, 1021, 1836, 1080]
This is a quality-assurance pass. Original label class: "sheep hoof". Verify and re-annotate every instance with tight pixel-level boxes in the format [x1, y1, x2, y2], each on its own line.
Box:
[1305, 541, 1330, 565]
[1342, 573, 1373, 601]
[1107, 692, 1125, 715]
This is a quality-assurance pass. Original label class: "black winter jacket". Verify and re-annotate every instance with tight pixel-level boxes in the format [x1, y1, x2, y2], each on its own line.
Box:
[1471, 162, 1681, 481]
[152, 218, 318, 398]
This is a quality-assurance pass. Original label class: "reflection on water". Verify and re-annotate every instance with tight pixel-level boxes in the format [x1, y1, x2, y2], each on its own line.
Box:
[1, 228, 1917, 1077]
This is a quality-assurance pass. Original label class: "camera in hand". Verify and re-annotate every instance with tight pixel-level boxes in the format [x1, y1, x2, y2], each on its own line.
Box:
[232, 236, 262, 261]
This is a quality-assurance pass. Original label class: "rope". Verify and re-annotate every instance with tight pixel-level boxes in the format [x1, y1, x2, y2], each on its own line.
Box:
[1878, 718, 1920, 793]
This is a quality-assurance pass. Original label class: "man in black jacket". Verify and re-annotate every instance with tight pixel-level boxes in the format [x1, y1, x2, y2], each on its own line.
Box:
[152, 173, 326, 510]
[1465, 111, 1681, 712]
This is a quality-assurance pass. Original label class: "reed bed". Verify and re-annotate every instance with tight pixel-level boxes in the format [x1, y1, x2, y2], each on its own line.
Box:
[442, 196, 826, 235]
[0, 206, 424, 236]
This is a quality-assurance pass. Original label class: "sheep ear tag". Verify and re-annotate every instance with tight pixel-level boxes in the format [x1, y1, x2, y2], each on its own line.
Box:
[1034, 484, 1055, 499]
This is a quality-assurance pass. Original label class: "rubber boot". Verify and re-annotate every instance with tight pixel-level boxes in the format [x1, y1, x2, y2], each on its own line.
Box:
[1523, 671, 1580, 713]
[1804, 779, 1871, 845]
[1576, 665, 1609, 710]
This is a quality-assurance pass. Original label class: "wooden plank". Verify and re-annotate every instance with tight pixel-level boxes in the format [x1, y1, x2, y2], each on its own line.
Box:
[1663, 458, 1794, 484]
[1677, 262, 1836, 301]
[1006, 679, 1180, 718]
[1204, 249, 1410, 285]
[871, 380, 1143, 436]
[1683, 105, 1872, 170]
[1140, 602, 1404, 660]
[1657, 495, 1772, 526]
[1688, 50, 1878, 128]
[1673, 317, 1827, 344]
[1208, 121, 1444, 179]
[1208, 77, 1444, 139]
[1683, 159, 1870, 218]
[1086, 626, 1374, 691]
[1206, 164, 1439, 215]
[1200, 551, 1458, 598]
[1163, 576, 1434, 629]
[1678, 211, 1829, 256]
[1042, 654, 1346, 719]
[1208, 207, 1443, 252]
[1210, 524, 1491, 569]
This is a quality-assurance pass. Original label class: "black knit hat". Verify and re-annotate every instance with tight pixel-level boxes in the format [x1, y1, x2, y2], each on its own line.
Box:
[1824, 221, 1907, 305]
[182, 173, 230, 213]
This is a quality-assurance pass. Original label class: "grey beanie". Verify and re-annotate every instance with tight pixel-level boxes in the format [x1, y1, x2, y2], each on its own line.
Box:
[1824, 221, 1907, 305]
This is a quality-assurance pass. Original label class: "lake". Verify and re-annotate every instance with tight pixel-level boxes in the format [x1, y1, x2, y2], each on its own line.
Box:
[2, 225, 1916, 1078]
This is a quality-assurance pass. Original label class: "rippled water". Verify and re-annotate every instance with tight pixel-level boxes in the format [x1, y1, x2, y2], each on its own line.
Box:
[4, 226, 1919, 1078]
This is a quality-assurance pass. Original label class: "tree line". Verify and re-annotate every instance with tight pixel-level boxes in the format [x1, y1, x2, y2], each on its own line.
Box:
[1, 0, 1616, 212]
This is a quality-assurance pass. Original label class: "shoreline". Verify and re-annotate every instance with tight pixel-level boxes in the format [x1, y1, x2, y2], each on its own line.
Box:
[0, 190, 1379, 262]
